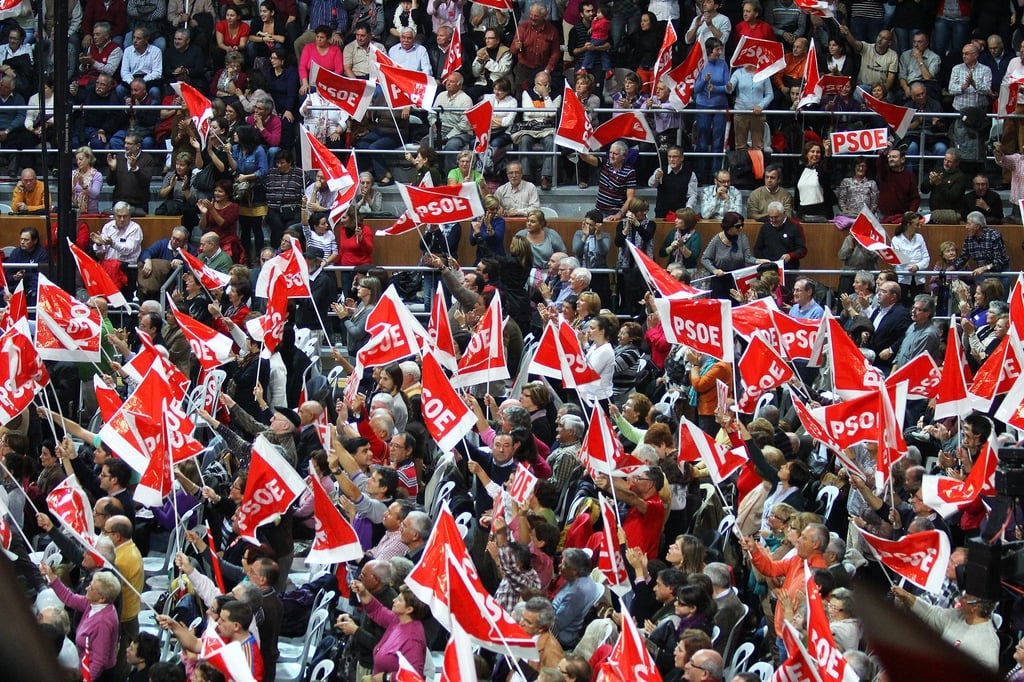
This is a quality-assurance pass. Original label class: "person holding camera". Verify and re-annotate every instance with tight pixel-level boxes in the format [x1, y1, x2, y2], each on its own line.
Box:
[571, 209, 611, 307]
[614, 197, 656, 317]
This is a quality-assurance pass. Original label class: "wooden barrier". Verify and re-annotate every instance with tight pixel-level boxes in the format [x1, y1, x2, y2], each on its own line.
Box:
[0, 215, 185, 250]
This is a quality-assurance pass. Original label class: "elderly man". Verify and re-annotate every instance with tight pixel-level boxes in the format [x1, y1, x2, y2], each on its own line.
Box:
[510, 4, 560, 89]
[741, 523, 830, 661]
[494, 161, 539, 216]
[137, 225, 190, 300]
[580, 141, 636, 221]
[118, 27, 162, 101]
[866, 280, 911, 374]
[105, 134, 154, 216]
[789, 278, 824, 320]
[961, 174, 1004, 224]
[388, 26, 431, 72]
[400, 509, 431, 563]
[11, 168, 45, 213]
[953, 211, 1009, 279]
[772, 36, 809, 91]
[704, 562, 745, 655]
[432, 72, 474, 156]
[247, 96, 283, 154]
[949, 42, 992, 113]
[893, 294, 942, 369]
[905, 82, 949, 174]
[164, 28, 207, 93]
[74, 73, 125, 149]
[697, 169, 744, 219]
[77, 22, 123, 88]
[898, 31, 941, 102]
[547, 414, 583, 487]
[196, 232, 232, 273]
[891, 585, 998, 670]
[754, 201, 806, 269]
[746, 165, 792, 220]
[333, 560, 397, 676]
[842, 25, 897, 93]
[685, 649, 724, 682]
[594, 467, 666, 559]
[921, 149, 968, 224]
[91, 202, 143, 294]
[649, 146, 698, 219]
[507, 596, 563, 674]
[517, 70, 560, 190]
[112, 78, 159, 150]
[551, 549, 603, 649]
[104, 514, 145, 641]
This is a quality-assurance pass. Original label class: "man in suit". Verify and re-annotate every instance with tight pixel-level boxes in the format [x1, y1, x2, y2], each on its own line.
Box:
[705, 562, 746, 656]
[866, 281, 912, 375]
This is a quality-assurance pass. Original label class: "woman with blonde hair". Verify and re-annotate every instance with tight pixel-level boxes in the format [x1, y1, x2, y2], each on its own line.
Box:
[72, 146, 103, 214]
[516, 209, 567, 267]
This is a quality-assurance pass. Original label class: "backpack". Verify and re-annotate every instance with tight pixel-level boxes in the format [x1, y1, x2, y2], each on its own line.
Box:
[633, 354, 663, 403]
[279, 586, 316, 637]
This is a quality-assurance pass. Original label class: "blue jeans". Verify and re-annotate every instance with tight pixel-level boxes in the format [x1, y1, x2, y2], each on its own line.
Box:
[694, 111, 726, 183]
[932, 17, 969, 57]
[581, 38, 612, 71]
[849, 16, 885, 44]
[354, 129, 403, 180]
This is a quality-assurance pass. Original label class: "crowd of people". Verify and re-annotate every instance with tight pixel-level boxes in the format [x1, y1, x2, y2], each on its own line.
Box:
[4, 1, 1024, 682]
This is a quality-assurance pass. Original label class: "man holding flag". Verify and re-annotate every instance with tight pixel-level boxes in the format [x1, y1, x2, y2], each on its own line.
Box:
[891, 585, 998, 670]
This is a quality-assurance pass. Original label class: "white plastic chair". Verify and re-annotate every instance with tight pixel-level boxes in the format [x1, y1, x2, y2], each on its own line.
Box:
[277, 608, 330, 680]
[0, 204, 12, 215]
[817, 484, 840, 520]
[726, 641, 755, 680]
[717, 514, 736, 536]
[540, 206, 559, 219]
[690, 483, 717, 531]
[308, 660, 334, 682]
[748, 661, 774, 681]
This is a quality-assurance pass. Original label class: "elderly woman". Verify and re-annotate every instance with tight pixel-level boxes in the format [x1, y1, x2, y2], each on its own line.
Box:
[343, 581, 428, 678]
[513, 71, 560, 190]
[839, 270, 875, 329]
[836, 157, 878, 217]
[39, 564, 121, 681]
[612, 321, 645, 404]
[448, 149, 487, 194]
[661, 207, 702, 274]
[469, 194, 505, 261]
[519, 381, 555, 446]
[355, 172, 383, 215]
[516, 209, 567, 268]
[827, 587, 861, 653]
[700, 211, 761, 300]
[963, 302, 1009, 369]
[953, 276, 1005, 330]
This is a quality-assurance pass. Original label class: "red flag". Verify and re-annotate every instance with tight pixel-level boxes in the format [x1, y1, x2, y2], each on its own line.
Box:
[235, 435, 307, 543]
[405, 504, 537, 658]
[67, 239, 128, 307]
[556, 318, 603, 393]
[969, 330, 1023, 411]
[397, 182, 485, 225]
[464, 98, 493, 153]
[625, 242, 706, 299]
[850, 208, 907, 265]
[590, 111, 656, 149]
[93, 375, 121, 423]
[328, 152, 361, 224]
[133, 414, 173, 507]
[857, 527, 951, 593]
[737, 334, 794, 413]
[527, 321, 562, 379]
[0, 280, 26, 333]
[805, 560, 858, 682]
[171, 81, 213, 147]
[678, 416, 747, 484]
[820, 74, 852, 95]
[167, 298, 234, 370]
[507, 463, 539, 506]
[663, 40, 706, 108]
[308, 62, 375, 122]
[815, 314, 886, 399]
[378, 61, 438, 110]
[791, 395, 856, 470]
[596, 607, 662, 682]
[451, 291, 509, 387]
[933, 323, 972, 420]
[921, 437, 998, 518]
[206, 527, 227, 594]
[46, 476, 94, 538]
[81, 638, 93, 682]
[306, 476, 363, 564]
[427, 281, 458, 372]
[299, 124, 353, 193]
[862, 87, 914, 138]
[794, 0, 836, 16]
[375, 209, 420, 237]
[438, 620, 477, 682]
[420, 351, 476, 452]
[770, 310, 820, 362]
[886, 351, 942, 401]
[178, 248, 232, 290]
[798, 38, 823, 108]
[1009, 273, 1024, 339]
[773, 621, 824, 682]
[396, 653, 427, 682]
[441, 28, 463, 81]
[730, 36, 786, 82]
[246, 276, 289, 354]
[554, 83, 594, 153]
[202, 639, 258, 682]
[652, 20, 677, 88]
[0, 324, 47, 424]
[471, 0, 512, 8]
[35, 274, 102, 362]
[578, 403, 645, 477]
[732, 298, 781, 350]
[814, 391, 885, 449]
[653, 297, 734, 361]
[358, 284, 425, 368]
[255, 236, 311, 299]
[596, 494, 631, 597]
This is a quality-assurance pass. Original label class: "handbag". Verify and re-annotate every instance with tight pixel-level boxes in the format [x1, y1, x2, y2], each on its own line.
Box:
[192, 165, 216, 192]
[233, 179, 252, 202]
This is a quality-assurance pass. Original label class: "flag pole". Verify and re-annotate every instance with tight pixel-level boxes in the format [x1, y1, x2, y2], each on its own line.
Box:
[0, 458, 42, 517]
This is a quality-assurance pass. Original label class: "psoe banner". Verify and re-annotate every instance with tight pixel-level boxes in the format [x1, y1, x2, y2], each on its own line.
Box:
[830, 127, 888, 154]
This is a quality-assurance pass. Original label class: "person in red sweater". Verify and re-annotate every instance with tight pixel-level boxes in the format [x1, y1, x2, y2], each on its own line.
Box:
[594, 468, 667, 559]
[338, 206, 374, 295]
[734, 0, 775, 43]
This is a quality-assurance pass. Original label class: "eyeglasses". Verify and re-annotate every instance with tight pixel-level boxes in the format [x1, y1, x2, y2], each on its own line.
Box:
[675, 599, 693, 607]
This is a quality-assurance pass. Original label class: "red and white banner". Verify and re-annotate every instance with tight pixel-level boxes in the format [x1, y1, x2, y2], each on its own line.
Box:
[849, 208, 906, 265]
[177, 248, 232, 290]
[306, 476, 363, 564]
[578, 403, 645, 478]
[406, 504, 537, 658]
[862, 87, 915, 138]
[133, 414, 173, 508]
[328, 153, 361, 223]
[857, 527, 950, 594]
[596, 493, 631, 596]
[830, 127, 889, 154]
[819, 74, 851, 95]
[35, 274, 102, 362]
[528, 322, 562, 379]
[308, 62, 375, 122]
[94, 375, 122, 423]
[771, 309, 819, 362]
[921, 438, 998, 518]
[439, 620, 477, 682]
[464, 98, 493, 153]
[167, 297, 234, 370]
[995, 356, 1024, 430]
[427, 281, 458, 372]
[377, 60, 438, 110]
[664, 40, 706, 108]
[0, 325, 47, 425]
[794, 0, 836, 16]
[246, 276, 289, 355]
[798, 38, 822, 108]
[46, 476, 94, 539]
[654, 297, 733, 361]
[792, 395, 867, 476]
[813, 391, 883, 449]
[595, 607, 661, 682]
[969, 330, 1023, 412]
[886, 351, 941, 401]
[396, 653, 426, 682]
[420, 351, 476, 453]
[171, 81, 213, 147]
[441, 27, 463, 81]
[805, 561, 859, 682]
[68, 239, 128, 308]
[255, 236, 311, 299]
[397, 182, 484, 225]
[1010, 273, 1024, 341]
[730, 36, 786, 82]
[451, 291, 509, 387]
[0, 280, 25, 333]
[626, 241, 706, 299]
[678, 416, 747, 484]
[732, 297, 781, 350]
[202, 638, 257, 682]
[299, 124, 354, 193]
[652, 19, 677, 88]
[507, 463, 539, 507]
[818, 315, 885, 399]
[737, 334, 794, 413]
[556, 318, 603, 395]
[235, 435, 307, 543]
[773, 621, 825, 682]
[471, 0, 513, 8]
[590, 111, 656, 149]
[933, 323, 972, 420]
[359, 284, 425, 368]
[554, 83, 594, 153]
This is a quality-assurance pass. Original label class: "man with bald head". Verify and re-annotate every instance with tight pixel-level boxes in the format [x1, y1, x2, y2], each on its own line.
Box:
[432, 71, 474, 156]
[685, 649, 724, 681]
[105, 514, 144, 649]
[295, 400, 325, 472]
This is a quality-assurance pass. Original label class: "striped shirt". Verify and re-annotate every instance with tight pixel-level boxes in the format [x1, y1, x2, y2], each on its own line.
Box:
[595, 158, 636, 213]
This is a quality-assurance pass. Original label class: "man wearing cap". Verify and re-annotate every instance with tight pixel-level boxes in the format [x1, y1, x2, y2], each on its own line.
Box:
[294, 245, 337, 331]
[197, 394, 299, 467]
